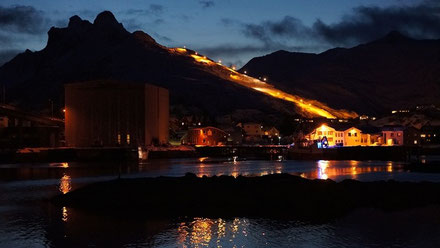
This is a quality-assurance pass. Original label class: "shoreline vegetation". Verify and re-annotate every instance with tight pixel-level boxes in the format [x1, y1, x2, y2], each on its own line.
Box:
[52, 173, 440, 222]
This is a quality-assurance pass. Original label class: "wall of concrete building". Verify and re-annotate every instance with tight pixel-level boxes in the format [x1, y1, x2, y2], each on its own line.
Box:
[145, 84, 169, 145]
[65, 80, 169, 147]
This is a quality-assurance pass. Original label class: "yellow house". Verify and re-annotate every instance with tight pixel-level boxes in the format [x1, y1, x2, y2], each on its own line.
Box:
[307, 124, 344, 147]
[307, 124, 374, 147]
[344, 127, 371, 146]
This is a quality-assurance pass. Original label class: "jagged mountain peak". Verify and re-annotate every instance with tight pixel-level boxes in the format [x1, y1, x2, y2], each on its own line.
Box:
[93, 11, 124, 30]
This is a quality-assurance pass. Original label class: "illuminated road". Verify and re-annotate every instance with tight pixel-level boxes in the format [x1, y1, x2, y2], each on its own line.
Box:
[169, 47, 358, 119]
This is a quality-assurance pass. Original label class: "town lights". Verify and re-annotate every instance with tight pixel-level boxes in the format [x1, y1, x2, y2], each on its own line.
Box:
[244, 71, 247, 74]
[263, 78, 267, 81]
[218, 60, 222, 64]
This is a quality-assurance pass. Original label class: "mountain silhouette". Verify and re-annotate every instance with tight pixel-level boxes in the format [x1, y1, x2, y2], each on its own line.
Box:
[240, 31, 440, 115]
[0, 11, 305, 120]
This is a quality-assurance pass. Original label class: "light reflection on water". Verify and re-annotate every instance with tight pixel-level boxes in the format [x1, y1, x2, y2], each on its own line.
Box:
[59, 174, 72, 194]
[175, 217, 249, 248]
[2, 159, 440, 247]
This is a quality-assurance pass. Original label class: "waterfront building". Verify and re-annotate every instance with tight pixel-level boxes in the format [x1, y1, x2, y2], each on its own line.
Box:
[381, 125, 404, 146]
[182, 126, 227, 146]
[419, 125, 440, 145]
[305, 124, 405, 147]
[242, 123, 264, 137]
[0, 104, 63, 148]
[306, 124, 344, 147]
[65, 80, 169, 147]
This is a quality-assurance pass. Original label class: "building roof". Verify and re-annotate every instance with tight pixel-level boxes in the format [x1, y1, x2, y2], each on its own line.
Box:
[381, 125, 405, 131]
[357, 125, 381, 134]
[189, 126, 227, 133]
[0, 104, 64, 127]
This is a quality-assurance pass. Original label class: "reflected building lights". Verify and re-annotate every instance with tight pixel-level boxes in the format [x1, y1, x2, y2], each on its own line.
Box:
[62, 206, 68, 222]
[177, 218, 249, 247]
[59, 174, 72, 194]
[317, 160, 329, 179]
[198, 157, 209, 162]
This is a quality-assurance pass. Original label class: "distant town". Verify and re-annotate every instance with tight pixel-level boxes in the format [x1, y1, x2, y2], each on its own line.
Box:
[1, 78, 439, 163]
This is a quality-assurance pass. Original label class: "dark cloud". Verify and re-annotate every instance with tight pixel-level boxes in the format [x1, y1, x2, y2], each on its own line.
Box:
[152, 32, 173, 43]
[122, 5, 166, 31]
[199, 1, 215, 8]
[125, 4, 165, 16]
[241, 1, 440, 48]
[199, 44, 326, 57]
[199, 44, 267, 57]
[0, 33, 12, 46]
[220, 18, 239, 27]
[149, 4, 164, 15]
[154, 19, 165, 25]
[197, 43, 326, 67]
[314, 3, 440, 45]
[0, 5, 49, 34]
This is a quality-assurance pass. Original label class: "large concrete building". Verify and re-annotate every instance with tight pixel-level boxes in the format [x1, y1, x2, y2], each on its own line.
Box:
[65, 80, 169, 147]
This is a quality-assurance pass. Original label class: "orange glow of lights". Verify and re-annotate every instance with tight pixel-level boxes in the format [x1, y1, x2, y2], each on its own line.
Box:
[189, 218, 214, 246]
[62, 206, 68, 222]
[180, 47, 357, 119]
[198, 157, 208, 162]
[59, 174, 72, 194]
[169, 47, 187, 54]
[191, 54, 214, 65]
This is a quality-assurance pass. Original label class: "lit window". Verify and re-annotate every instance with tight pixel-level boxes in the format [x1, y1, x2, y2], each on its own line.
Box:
[117, 134, 121, 144]
[126, 134, 130, 145]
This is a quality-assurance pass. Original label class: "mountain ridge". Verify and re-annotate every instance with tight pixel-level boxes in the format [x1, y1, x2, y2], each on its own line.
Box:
[240, 31, 440, 115]
[0, 11, 356, 121]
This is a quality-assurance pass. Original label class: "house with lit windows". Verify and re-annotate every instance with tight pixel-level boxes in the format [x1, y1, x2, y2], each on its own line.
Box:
[306, 124, 387, 147]
[381, 125, 404, 146]
[182, 126, 228, 146]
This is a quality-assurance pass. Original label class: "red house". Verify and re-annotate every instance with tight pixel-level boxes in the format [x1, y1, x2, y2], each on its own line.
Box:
[183, 126, 227, 146]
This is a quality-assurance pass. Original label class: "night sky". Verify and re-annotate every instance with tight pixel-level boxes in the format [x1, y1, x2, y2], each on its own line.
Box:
[0, 0, 438, 67]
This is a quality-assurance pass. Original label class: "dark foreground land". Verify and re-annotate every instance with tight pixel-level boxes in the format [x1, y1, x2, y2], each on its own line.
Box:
[53, 174, 440, 221]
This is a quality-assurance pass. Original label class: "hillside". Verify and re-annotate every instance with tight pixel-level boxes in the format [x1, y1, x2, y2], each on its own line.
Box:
[0, 11, 355, 122]
[240, 31, 440, 115]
